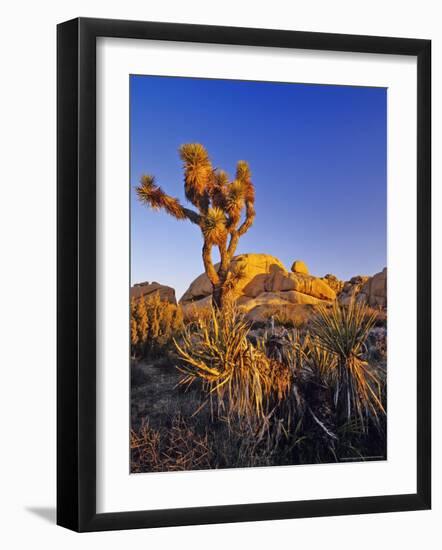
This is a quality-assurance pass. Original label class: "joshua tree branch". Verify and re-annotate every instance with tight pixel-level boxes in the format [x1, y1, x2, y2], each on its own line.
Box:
[226, 199, 254, 257]
[182, 208, 202, 225]
[237, 200, 255, 237]
[227, 230, 239, 258]
[136, 175, 201, 225]
[202, 241, 220, 286]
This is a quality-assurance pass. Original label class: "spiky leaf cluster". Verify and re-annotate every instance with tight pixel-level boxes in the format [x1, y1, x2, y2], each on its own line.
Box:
[179, 143, 212, 210]
[202, 207, 227, 245]
[136, 175, 187, 220]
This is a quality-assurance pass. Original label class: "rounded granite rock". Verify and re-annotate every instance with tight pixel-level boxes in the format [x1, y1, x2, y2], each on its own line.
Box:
[291, 260, 309, 275]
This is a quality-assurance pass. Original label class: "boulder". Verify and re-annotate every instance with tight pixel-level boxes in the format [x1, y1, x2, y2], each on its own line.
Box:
[360, 268, 387, 307]
[291, 260, 309, 275]
[131, 281, 177, 304]
[337, 269, 387, 308]
[338, 275, 370, 306]
[282, 290, 328, 306]
[321, 274, 344, 294]
[180, 253, 336, 306]
[265, 270, 297, 292]
[179, 271, 213, 303]
[180, 253, 337, 325]
[180, 253, 285, 303]
[242, 273, 270, 298]
[238, 290, 326, 312]
[264, 270, 336, 301]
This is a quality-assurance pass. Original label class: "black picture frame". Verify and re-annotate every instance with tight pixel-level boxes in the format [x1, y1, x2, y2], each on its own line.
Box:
[57, 17, 431, 532]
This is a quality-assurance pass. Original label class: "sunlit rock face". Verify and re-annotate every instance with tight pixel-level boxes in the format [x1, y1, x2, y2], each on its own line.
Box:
[180, 253, 286, 304]
[179, 253, 338, 321]
[291, 260, 309, 275]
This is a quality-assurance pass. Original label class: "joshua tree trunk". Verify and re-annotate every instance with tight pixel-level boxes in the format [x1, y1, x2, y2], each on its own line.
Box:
[212, 283, 227, 309]
[202, 242, 229, 309]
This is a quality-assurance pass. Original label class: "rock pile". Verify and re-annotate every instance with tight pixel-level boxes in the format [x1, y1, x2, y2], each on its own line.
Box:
[180, 254, 338, 322]
[131, 281, 177, 304]
[132, 255, 387, 325]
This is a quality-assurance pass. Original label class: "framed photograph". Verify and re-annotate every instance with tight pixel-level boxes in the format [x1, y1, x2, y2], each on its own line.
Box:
[57, 17, 431, 532]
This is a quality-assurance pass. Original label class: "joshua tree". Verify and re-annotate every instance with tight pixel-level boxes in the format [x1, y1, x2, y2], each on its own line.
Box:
[136, 144, 255, 308]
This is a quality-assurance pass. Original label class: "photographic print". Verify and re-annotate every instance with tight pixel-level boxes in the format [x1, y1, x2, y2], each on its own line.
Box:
[129, 75, 387, 474]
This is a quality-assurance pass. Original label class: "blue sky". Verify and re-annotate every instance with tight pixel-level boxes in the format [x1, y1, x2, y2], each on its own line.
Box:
[130, 75, 386, 300]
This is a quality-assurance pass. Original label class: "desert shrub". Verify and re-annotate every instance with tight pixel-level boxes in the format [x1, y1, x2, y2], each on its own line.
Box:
[174, 303, 291, 424]
[309, 298, 386, 432]
[273, 308, 303, 329]
[131, 413, 288, 472]
[365, 306, 387, 328]
[182, 302, 213, 325]
[130, 298, 139, 348]
[252, 329, 337, 457]
[250, 304, 313, 330]
[130, 421, 161, 472]
[130, 415, 212, 472]
[254, 314, 385, 461]
[274, 304, 314, 329]
[131, 292, 184, 358]
[131, 299, 386, 472]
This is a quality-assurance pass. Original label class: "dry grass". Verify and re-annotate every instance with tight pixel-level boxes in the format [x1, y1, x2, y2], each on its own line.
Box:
[273, 307, 310, 329]
[130, 415, 212, 472]
[249, 304, 314, 329]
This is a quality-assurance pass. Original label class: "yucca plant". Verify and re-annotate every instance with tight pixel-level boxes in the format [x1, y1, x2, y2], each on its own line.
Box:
[304, 334, 339, 380]
[136, 144, 256, 308]
[174, 304, 291, 423]
[310, 299, 386, 432]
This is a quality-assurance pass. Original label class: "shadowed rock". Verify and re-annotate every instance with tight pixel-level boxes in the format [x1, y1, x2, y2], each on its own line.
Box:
[338, 268, 386, 308]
